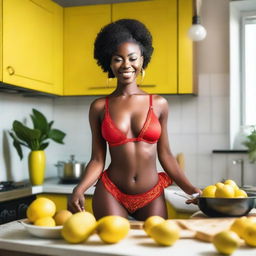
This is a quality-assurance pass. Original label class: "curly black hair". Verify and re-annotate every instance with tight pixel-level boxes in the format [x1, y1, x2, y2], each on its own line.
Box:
[94, 19, 154, 78]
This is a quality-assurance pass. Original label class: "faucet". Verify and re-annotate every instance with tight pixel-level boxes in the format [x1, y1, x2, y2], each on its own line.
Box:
[232, 159, 244, 188]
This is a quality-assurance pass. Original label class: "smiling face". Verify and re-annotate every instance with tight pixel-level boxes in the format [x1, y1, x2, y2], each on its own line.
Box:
[110, 41, 143, 86]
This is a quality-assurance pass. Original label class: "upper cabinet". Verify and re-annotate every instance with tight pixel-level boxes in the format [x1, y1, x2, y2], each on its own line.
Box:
[63, 5, 113, 95]
[64, 0, 195, 95]
[2, 0, 63, 95]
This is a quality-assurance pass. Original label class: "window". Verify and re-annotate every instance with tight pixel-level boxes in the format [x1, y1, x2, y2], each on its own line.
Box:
[242, 14, 256, 126]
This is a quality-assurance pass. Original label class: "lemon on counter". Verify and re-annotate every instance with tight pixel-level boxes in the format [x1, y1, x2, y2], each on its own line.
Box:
[26, 197, 56, 223]
[230, 216, 253, 238]
[34, 216, 56, 227]
[96, 215, 130, 244]
[202, 185, 216, 197]
[54, 210, 72, 226]
[150, 220, 180, 246]
[243, 223, 256, 247]
[212, 230, 240, 255]
[61, 211, 97, 243]
[143, 216, 165, 237]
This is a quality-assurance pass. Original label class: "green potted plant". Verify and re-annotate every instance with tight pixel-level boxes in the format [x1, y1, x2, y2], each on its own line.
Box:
[243, 126, 256, 163]
[9, 109, 66, 185]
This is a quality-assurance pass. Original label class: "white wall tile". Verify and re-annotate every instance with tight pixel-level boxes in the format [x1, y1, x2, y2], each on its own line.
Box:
[197, 96, 211, 133]
[211, 96, 229, 133]
[212, 154, 228, 183]
[197, 155, 212, 187]
[198, 74, 211, 96]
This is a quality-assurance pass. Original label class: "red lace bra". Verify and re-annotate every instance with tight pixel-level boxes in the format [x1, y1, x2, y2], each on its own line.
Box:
[101, 95, 161, 147]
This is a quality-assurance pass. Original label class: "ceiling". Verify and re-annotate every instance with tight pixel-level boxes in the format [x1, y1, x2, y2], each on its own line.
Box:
[52, 0, 146, 7]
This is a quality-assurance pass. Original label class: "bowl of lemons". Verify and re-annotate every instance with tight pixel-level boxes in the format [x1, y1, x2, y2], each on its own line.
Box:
[198, 179, 256, 217]
[21, 197, 72, 238]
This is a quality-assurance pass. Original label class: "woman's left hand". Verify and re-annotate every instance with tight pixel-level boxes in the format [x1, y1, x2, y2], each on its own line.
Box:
[185, 188, 202, 205]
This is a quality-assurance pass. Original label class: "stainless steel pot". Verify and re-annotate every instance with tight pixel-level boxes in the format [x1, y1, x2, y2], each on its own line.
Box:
[55, 155, 86, 183]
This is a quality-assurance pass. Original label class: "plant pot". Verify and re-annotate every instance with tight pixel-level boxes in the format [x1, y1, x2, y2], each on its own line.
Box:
[28, 150, 46, 185]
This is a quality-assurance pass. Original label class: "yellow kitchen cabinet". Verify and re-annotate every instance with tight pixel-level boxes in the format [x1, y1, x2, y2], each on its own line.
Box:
[37, 194, 93, 213]
[2, 0, 63, 95]
[64, 0, 194, 95]
[63, 4, 113, 96]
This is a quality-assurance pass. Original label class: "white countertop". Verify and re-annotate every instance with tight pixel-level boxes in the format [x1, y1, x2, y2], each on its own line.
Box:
[0, 220, 256, 256]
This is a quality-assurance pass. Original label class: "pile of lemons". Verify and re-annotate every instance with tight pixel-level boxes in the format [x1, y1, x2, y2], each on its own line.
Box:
[26, 197, 72, 226]
[202, 179, 248, 198]
[212, 216, 256, 255]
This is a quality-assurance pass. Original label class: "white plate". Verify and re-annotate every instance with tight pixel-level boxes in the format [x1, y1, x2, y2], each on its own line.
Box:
[20, 219, 63, 239]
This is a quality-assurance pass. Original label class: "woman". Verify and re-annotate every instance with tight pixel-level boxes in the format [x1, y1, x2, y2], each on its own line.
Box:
[68, 19, 201, 221]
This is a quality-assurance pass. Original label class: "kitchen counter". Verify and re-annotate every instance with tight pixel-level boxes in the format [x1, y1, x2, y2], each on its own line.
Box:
[0, 220, 256, 256]
[0, 178, 95, 203]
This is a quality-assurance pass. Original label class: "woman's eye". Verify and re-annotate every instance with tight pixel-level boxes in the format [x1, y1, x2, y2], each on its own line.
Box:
[113, 58, 122, 62]
[130, 58, 137, 61]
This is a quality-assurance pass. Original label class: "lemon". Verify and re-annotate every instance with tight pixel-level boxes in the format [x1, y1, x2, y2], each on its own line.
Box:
[230, 216, 253, 238]
[215, 182, 225, 189]
[143, 216, 165, 237]
[61, 211, 97, 243]
[34, 216, 56, 227]
[96, 215, 130, 244]
[224, 180, 239, 191]
[243, 223, 256, 247]
[202, 185, 216, 197]
[212, 230, 240, 255]
[26, 197, 56, 223]
[215, 184, 235, 198]
[150, 220, 180, 246]
[235, 189, 248, 198]
[54, 210, 72, 226]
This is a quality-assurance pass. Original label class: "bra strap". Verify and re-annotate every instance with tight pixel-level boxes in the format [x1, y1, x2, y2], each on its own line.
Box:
[149, 94, 153, 108]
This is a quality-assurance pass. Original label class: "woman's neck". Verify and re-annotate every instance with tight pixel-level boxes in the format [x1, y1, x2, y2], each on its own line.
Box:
[113, 82, 145, 96]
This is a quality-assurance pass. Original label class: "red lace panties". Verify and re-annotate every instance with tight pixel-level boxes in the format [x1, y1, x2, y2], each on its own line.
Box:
[100, 171, 172, 213]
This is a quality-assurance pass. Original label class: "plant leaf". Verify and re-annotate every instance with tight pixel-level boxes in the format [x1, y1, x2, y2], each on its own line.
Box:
[9, 131, 24, 160]
[31, 109, 49, 137]
[48, 129, 66, 144]
[13, 121, 41, 150]
[39, 142, 49, 150]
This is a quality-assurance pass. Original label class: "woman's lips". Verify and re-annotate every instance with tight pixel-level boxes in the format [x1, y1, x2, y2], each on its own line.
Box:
[119, 71, 135, 79]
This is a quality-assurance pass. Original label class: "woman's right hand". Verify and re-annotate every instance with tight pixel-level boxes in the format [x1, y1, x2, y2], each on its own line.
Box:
[68, 187, 85, 213]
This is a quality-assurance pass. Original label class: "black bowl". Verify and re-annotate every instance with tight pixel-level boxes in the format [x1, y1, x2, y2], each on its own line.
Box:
[198, 193, 256, 217]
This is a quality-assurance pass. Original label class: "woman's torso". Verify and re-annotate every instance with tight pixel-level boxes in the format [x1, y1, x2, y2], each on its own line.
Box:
[100, 94, 162, 194]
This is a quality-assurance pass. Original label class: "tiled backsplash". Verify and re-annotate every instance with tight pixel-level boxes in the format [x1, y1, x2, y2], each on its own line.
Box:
[2, 73, 255, 188]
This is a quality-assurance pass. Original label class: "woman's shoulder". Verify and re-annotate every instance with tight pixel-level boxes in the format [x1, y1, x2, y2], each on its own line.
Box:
[152, 94, 168, 108]
[90, 97, 106, 113]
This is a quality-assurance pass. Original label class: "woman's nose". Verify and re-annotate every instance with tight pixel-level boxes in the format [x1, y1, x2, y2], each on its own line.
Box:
[122, 59, 131, 68]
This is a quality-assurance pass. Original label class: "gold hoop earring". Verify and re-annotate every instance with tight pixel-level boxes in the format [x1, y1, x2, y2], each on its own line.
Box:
[106, 77, 113, 88]
[140, 68, 145, 85]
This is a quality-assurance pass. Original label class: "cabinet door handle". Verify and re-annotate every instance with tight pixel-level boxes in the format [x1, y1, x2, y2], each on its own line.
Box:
[6, 66, 15, 76]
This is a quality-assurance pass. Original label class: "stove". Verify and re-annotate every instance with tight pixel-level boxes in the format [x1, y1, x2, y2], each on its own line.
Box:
[0, 181, 35, 224]
[0, 181, 30, 192]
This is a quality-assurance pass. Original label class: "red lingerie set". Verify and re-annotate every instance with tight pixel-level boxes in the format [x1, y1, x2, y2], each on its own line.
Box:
[100, 94, 172, 213]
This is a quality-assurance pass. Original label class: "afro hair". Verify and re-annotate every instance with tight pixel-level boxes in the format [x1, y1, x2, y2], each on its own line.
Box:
[94, 19, 154, 78]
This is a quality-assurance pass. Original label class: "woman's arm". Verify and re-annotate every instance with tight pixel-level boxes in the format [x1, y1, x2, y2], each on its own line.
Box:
[68, 98, 107, 212]
[156, 96, 201, 195]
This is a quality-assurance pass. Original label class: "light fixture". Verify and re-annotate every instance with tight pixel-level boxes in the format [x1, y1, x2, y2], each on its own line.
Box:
[188, 0, 207, 41]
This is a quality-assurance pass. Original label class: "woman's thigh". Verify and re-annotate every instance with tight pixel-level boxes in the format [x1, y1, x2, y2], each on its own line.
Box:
[92, 179, 128, 220]
[131, 193, 168, 221]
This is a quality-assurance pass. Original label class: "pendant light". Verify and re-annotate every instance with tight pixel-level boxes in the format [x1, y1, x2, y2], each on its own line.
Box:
[188, 0, 207, 41]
